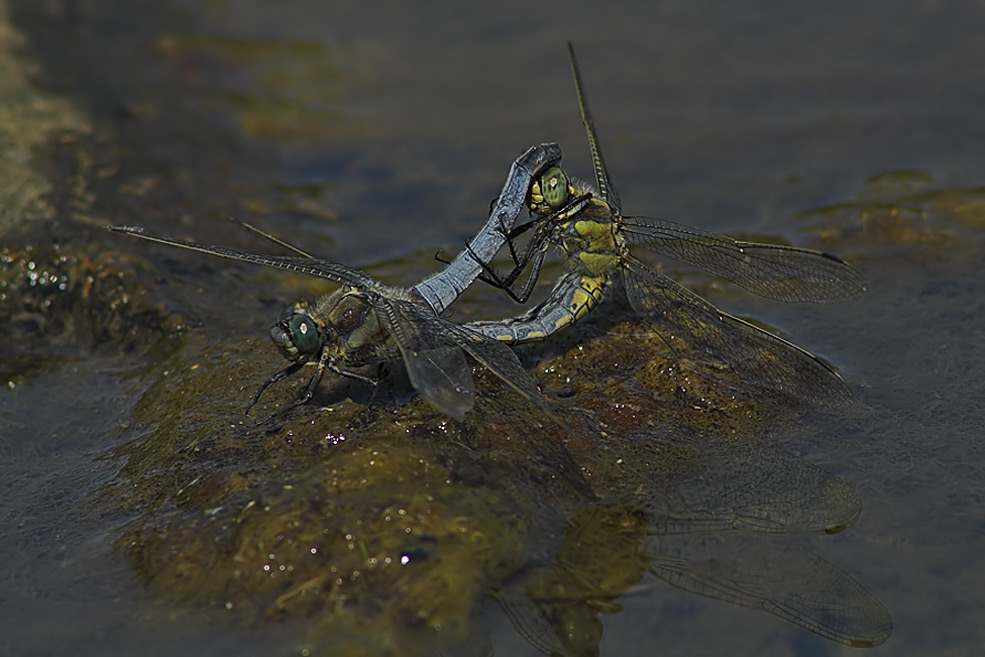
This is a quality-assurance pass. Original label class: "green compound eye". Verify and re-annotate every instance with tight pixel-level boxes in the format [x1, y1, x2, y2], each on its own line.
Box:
[288, 313, 320, 355]
[539, 166, 569, 210]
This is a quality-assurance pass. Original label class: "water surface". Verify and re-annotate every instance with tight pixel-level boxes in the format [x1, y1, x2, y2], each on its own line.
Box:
[3, 1, 985, 655]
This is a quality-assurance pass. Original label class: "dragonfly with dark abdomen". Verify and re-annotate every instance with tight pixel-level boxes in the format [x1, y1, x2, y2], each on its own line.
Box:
[468, 45, 865, 406]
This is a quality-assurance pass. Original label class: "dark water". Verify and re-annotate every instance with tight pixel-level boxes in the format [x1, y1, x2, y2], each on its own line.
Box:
[2, 1, 985, 655]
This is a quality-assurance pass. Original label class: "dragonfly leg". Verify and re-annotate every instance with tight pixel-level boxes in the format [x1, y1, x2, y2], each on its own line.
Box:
[433, 248, 494, 281]
[433, 250, 451, 266]
[434, 243, 534, 298]
[329, 362, 379, 387]
[503, 219, 539, 266]
[470, 192, 593, 302]
[464, 238, 548, 304]
[246, 361, 304, 415]
[432, 232, 530, 297]
[363, 363, 390, 412]
[260, 353, 332, 421]
[295, 362, 327, 407]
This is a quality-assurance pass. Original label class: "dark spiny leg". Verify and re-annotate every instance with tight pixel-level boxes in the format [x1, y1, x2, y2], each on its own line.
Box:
[246, 362, 304, 415]
[331, 364, 379, 387]
[495, 248, 548, 304]
[504, 219, 538, 267]
[487, 193, 592, 297]
[462, 222, 548, 301]
[464, 236, 549, 304]
[435, 246, 516, 290]
[364, 362, 389, 412]
[268, 367, 324, 418]
[259, 354, 332, 422]
[434, 242, 529, 293]
[432, 233, 532, 296]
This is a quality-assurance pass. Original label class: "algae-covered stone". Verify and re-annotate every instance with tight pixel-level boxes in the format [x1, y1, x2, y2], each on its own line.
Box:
[99, 275, 878, 654]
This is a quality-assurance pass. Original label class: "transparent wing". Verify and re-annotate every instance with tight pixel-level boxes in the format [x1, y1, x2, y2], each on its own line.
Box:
[374, 298, 476, 420]
[647, 532, 893, 647]
[233, 218, 317, 258]
[436, 319, 559, 422]
[602, 439, 862, 535]
[621, 257, 855, 406]
[567, 43, 621, 213]
[620, 216, 866, 302]
[435, 319, 593, 495]
[109, 225, 379, 288]
[492, 591, 567, 657]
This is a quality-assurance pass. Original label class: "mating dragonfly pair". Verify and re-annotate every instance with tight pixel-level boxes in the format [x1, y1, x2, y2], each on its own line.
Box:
[111, 45, 863, 421]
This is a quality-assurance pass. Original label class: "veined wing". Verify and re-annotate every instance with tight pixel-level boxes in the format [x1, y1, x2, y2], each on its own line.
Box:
[647, 532, 892, 647]
[620, 216, 866, 302]
[437, 318, 594, 496]
[437, 318, 559, 422]
[493, 591, 567, 657]
[383, 301, 593, 492]
[109, 226, 379, 289]
[623, 441, 862, 535]
[621, 257, 855, 406]
[374, 298, 476, 420]
[568, 43, 621, 214]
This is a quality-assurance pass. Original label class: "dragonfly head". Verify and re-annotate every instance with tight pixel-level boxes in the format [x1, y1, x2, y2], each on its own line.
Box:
[271, 302, 323, 363]
[529, 165, 571, 215]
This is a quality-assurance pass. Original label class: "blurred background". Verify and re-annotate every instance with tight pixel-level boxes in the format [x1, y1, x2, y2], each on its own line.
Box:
[2, 1, 985, 655]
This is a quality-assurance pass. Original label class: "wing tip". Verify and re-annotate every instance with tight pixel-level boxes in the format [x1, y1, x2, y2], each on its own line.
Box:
[108, 225, 145, 234]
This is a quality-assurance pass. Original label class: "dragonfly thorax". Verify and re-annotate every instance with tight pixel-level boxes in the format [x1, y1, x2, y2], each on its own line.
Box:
[557, 200, 621, 277]
[321, 288, 386, 355]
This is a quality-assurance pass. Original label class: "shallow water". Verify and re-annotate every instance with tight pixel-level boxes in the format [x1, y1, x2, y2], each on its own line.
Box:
[2, 1, 985, 655]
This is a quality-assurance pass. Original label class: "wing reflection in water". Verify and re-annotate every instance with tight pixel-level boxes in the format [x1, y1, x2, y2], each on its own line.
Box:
[492, 439, 892, 654]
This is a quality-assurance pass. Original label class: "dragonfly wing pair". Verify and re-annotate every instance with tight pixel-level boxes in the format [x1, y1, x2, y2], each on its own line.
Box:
[619, 216, 865, 303]
[647, 531, 892, 647]
[468, 45, 863, 406]
[110, 226, 555, 420]
[378, 297, 559, 420]
[619, 257, 854, 405]
[495, 439, 890, 652]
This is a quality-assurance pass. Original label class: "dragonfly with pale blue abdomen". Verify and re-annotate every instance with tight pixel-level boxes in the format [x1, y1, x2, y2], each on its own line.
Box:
[108, 143, 569, 421]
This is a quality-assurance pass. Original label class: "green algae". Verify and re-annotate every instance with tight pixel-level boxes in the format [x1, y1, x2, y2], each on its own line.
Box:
[796, 172, 985, 266]
[156, 33, 380, 143]
[97, 267, 874, 654]
[86, 165, 916, 653]
[0, 234, 181, 370]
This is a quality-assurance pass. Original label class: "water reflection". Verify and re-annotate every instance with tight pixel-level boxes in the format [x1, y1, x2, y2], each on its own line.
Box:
[493, 440, 891, 655]
[102, 303, 893, 656]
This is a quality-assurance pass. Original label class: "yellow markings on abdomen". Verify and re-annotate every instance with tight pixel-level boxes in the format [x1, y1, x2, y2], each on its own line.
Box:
[550, 275, 605, 332]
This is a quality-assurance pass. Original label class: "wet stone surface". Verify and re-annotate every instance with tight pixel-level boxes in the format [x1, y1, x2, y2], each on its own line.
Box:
[92, 264, 878, 654]
[4, 1, 985, 655]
